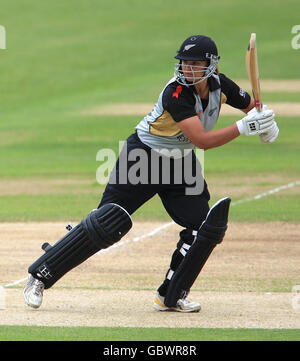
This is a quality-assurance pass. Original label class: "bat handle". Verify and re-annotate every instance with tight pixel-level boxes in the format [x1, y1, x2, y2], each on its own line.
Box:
[255, 99, 262, 112]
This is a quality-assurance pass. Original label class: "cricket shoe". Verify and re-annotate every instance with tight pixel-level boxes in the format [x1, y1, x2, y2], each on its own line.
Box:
[153, 293, 201, 313]
[23, 275, 45, 309]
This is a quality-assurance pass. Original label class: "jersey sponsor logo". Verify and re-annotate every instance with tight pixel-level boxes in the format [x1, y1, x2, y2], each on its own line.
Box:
[176, 133, 189, 142]
[239, 88, 246, 98]
[172, 85, 183, 99]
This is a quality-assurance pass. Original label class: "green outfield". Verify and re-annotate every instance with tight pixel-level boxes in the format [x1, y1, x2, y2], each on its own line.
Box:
[0, 326, 299, 341]
[0, 0, 299, 342]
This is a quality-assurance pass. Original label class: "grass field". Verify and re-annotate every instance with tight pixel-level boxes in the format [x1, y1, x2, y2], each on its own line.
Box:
[0, 0, 300, 342]
[0, 325, 299, 341]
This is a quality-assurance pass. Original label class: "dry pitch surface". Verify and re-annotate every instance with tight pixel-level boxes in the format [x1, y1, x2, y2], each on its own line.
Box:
[0, 220, 300, 329]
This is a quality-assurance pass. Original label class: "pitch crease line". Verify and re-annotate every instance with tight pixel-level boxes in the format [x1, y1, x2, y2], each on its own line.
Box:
[3, 180, 299, 287]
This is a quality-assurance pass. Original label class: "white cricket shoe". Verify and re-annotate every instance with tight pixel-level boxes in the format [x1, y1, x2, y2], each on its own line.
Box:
[23, 275, 45, 309]
[153, 293, 201, 313]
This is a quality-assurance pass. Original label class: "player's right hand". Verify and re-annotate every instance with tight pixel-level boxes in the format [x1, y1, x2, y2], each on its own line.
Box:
[236, 105, 275, 137]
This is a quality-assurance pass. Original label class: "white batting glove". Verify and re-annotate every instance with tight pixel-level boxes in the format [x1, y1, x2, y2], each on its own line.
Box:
[260, 120, 279, 143]
[236, 105, 275, 136]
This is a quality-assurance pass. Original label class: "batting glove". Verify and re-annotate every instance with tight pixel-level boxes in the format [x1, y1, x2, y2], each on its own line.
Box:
[260, 120, 279, 143]
[236, 105, 275, 136]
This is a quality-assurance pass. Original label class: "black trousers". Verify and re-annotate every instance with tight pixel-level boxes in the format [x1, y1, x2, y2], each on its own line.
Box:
[99, 132, 210, 230]
[98, 132, 211, 297]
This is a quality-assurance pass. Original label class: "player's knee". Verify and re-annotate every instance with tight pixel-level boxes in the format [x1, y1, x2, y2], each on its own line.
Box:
[197, 222, 227, 245]
[196, 197, 231, 245]
[83, 203, 132, 249]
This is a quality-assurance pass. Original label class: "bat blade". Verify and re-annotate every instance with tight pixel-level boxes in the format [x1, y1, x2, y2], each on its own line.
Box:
[245, 33, 262, 112]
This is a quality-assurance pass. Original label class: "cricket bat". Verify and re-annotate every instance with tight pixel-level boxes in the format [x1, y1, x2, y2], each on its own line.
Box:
[245, 33, 262, 112]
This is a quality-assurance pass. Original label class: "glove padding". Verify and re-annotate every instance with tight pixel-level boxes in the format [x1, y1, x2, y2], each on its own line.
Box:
[236, 105, 275, 136]
[260, 120, 279, 143]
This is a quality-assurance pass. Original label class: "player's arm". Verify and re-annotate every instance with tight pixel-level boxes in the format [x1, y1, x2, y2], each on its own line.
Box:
[241, 97, 255, 113]
[163, 86, 240, 150]
[177, 105, 275, 150]
[220, 74, 278, 142]
[177, 115, 240, 150]
[220, 73, 253, 112]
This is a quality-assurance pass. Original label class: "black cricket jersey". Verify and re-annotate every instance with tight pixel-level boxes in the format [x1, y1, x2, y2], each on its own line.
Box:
[136, 73, 251, 154]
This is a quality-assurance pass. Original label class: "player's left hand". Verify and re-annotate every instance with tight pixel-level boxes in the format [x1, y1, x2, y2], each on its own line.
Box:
[260, 120, 279, 143]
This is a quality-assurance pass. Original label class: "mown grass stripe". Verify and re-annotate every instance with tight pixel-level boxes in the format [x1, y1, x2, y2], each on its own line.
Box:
[0, 325, 299, 341]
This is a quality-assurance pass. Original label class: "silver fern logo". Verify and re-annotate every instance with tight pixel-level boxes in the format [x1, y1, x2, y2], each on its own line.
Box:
[183, 44, 196, 52]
